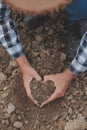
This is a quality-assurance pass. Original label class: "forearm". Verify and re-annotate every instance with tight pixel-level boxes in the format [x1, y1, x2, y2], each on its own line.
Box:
[15, 54, 31, 74]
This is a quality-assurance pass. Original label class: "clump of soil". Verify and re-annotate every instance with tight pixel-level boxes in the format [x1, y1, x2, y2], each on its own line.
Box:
[30, 80, 56, 105]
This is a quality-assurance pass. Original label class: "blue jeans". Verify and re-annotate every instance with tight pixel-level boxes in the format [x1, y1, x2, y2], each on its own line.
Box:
[65, 0, 87, 21]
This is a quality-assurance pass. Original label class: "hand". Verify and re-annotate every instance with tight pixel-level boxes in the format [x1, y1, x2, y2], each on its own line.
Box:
[23, 66, 42, 106]
[40, 70, 76, 107]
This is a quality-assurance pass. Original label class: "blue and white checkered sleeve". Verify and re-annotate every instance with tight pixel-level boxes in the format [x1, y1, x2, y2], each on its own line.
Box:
[69, 31, 87, 75]
[0, 18, 24, 59]
[6, 42, 24, 59]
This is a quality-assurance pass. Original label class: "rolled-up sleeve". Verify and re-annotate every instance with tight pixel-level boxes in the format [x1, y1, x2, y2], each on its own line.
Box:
[0, 17, 24, 59]
[0, 1, 24, 58]
[69, 31, 87, 75]
[6, 42, 24, 59]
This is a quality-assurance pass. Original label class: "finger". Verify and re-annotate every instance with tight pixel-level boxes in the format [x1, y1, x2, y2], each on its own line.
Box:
[29, 92, 39, 106]
[25, 83, 39, 106]
[40, 90, 59, 108]
[33, 71, 42, 81]
[44, 75, 54, 82]
[28, 91, 39, 106]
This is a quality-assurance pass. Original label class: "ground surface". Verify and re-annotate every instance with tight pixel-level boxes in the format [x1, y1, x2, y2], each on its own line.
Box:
[0, 11, 87, 130]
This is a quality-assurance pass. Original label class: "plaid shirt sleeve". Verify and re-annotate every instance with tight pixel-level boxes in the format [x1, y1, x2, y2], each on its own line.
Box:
[69, 31, 87, 75]
[0, 1, 24, 59]
[0, 18, 24, 59]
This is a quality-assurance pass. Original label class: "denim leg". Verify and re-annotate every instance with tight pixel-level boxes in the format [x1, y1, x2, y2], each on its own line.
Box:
[65, 0, 87, 21]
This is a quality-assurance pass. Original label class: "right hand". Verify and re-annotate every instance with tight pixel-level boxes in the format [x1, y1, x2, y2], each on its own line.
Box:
[40, 70, 76, 107]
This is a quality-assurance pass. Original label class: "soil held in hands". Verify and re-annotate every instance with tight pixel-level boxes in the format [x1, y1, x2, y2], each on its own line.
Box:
[30, 80, 56, 105]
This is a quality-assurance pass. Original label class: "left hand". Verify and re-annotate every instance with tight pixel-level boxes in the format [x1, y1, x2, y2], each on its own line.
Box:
[15, 54, 42, 106]
[23, 66, 42, 106]
[40, 70, 76, 107]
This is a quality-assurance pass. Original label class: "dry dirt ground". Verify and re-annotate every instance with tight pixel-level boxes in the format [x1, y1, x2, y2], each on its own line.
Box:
[0, 11, 87, 130]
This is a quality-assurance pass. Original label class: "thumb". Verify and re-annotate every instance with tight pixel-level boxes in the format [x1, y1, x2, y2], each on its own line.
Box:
[33, 71, 42, 81]
[40, 90, 59, 108]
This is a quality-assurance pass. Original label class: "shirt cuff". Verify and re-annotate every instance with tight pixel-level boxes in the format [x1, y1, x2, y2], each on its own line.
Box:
[69, 58, 87, 75]
[6, 42, 24, 59]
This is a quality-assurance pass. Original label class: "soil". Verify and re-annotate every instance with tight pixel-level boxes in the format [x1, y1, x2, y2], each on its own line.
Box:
[30, 80, 56, 105]
[0, 11, 87, 130]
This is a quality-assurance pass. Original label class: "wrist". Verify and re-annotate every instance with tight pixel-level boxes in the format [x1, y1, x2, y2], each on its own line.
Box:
[15, 54, 31, 73]
[63, 69, 77, 82]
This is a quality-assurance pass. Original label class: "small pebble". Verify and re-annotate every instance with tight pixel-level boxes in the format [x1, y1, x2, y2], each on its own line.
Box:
[13, 121, 23, 128]
[6, 103, 16, 114]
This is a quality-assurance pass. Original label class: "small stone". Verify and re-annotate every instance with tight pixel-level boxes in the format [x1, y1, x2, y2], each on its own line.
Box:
[40, 126, 46, 130]
[5, 119, 9, 125]
[8, 126, 14, 130]
[75, 110, 79, 115]
[17, 115, 22, 120]
[51, 55, 55, 58]
[0, 100, 5, 105]
[25, 120, 28, 124]
[60, 52, 66, 62]
[76, 82, 80, 88]
[35, 120, 40, 125]
[10, 113, 17, 123]
[1, 92, 8, 98]
[35, 35, 43, 42]
[79, 107, 84, 112]
[0, 72, 7, 83]
[2, 119, 5, 124]
[61, 43, 65, 49]
[50, 126, 54, 130]
[67, 95, 73, 100]
[13, 121, 23, 128]
[66, 116, 69, 121]
[48, 29, 54, 35]
[46, 125, 50, 128]
[6, 103, 16, 114]
[65, 115, 87, 130]
[84, 87, 87, 95]
[58, 120, 65, 130]
[12, 69, 19, 77]
[71, 99, 76, 104]
[33, 86, 38, 90]
[4, 113, 11, 119]
[72, 114, 76, 119]
[9, 60, 17, 67]
[52, 115, 59, 121]
[16, 109, 20, 114]
[36, 26, 44, 33]
[26, 107, 29, 111]
[68, 108, 72, 114]
[83, 110, 87, 118]
[3, 87, 8, 91]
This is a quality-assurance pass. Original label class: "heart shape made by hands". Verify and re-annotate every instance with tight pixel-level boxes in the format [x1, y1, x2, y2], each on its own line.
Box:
[30, 80, 56, 105]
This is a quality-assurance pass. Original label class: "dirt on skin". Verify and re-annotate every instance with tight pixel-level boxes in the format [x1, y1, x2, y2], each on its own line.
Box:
[0, 11, 87, 130]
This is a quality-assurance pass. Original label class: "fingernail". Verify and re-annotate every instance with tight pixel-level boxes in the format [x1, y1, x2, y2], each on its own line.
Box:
[40, 105, 43, 108]
[40, 104, 44, 108]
